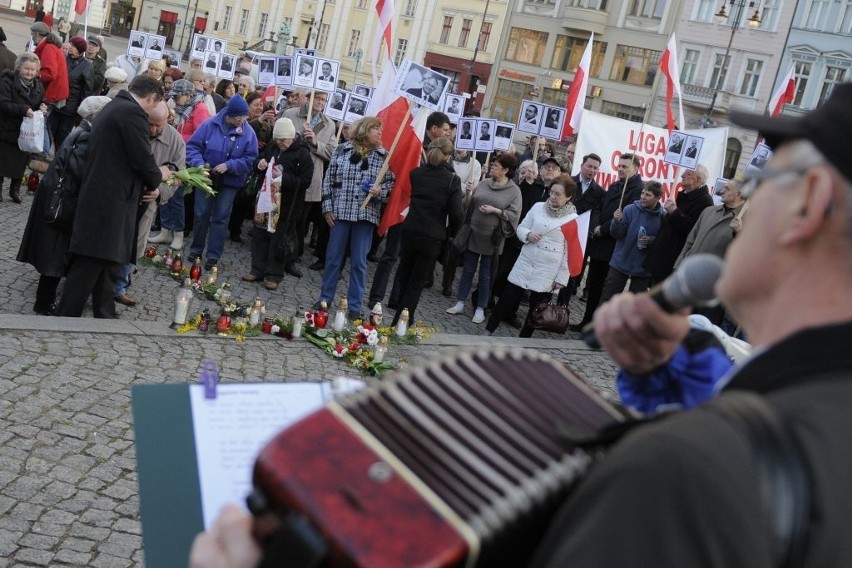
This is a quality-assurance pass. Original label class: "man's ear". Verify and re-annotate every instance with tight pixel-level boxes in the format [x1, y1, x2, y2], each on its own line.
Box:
[779, 165, 836, 246]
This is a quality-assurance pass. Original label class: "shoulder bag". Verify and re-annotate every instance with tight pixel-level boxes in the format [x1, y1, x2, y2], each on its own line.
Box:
[528, 292, 570, 334]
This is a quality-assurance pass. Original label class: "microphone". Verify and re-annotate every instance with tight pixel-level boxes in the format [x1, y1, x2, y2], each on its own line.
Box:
[582, 254, 725, 349]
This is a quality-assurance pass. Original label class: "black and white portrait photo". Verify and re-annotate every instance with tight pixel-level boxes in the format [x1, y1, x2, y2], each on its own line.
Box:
[443, 94, 463, 120]
[455, 119, 475, 151]
[538, 105, 564, 140]
[494, 122, 514, 151]
[475, 119, 496, 152]
[275, 56, 293, 87]
[204, 51, 220, 71]
[344, 94, 369, 123]
[315, 59, 340, 92]
[127, 32, 147, 57]
[325, 89, 348, 121]
[258, 56, 277, 86]
[395, 59, 450, 111]
[293, 55, 317, 88]
[145, 34, 164, 61]
[218, 54, 236, 80]
[353, 83, 373, 98]
[517, 100, 543, 135]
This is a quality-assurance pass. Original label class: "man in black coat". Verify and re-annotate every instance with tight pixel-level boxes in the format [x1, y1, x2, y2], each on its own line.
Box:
[572, 152, 643, 330]
[57, 76, 171, 318]
[561, 152, 605, 303]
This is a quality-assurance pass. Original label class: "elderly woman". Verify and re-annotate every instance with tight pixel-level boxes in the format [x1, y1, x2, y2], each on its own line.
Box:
[446, 153, 522, 324]
[17, 95, 111, 314]
[316, 116, 395, 320]
[51, 35, 93, 147]
[486, 174, 578, 337]
[186, 96, 258, 270]
[0, 51, 45, 203]
[103, 66, 128, 97]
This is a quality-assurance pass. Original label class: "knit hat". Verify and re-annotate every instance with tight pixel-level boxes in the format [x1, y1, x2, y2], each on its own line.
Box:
[77, 96, 111, 118]
[170, 79, 194, 97]
[69, 36, 88, 54]
[225, 95, 249, 117]
[272, 117, 296, 140]
[104, 66, 127, 83]
[87, 35, 102, 47]
[30, 22, 49, 35]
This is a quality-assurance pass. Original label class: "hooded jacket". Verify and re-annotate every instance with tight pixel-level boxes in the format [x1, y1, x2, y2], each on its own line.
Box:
[186, 109, 258, 189]
[34, 38, 68, 103]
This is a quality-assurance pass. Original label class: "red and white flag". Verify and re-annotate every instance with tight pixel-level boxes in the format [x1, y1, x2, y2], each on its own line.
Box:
[768, 65, 795, 117]
[561, 211, 590, 277]
[562, 33, 593, 140]
[659, 33, 685, 133]
[371, 0, 394, 80]
[74, 0, 87, 14]
[366, 60, 426, 236]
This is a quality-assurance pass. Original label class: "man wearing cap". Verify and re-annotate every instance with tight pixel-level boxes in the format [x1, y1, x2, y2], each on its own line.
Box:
[84, 35, 105, 94]
[185, 95, 259, 270]
[524, 82, 852, 568]
[50, 35, 92, 146]
[57, 76, 173, 318]
[31, 22, 68, 110]
[243, 117, 314, 289]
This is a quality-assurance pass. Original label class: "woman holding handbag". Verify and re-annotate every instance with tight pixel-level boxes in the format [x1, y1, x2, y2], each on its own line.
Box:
[0, 52, 45, 203]
[485, 174, 578, 337]
[445, 153, 521, 324]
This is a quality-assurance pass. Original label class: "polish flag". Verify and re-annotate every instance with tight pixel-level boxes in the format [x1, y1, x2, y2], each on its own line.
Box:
[768, 66, 796, 116]
[366, 60, 427, 236]
[371, 0, 394, 79]
[659, 33, 685, 133]
[562, 33, 593, 140]
[262, 85, 277, 106]
[74, 0, 87, 15]
[561, 211, 590, 277]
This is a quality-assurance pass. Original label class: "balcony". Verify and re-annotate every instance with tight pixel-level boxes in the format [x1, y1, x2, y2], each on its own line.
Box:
[558, 6, 608, 35]
[681, 83, 732, 113]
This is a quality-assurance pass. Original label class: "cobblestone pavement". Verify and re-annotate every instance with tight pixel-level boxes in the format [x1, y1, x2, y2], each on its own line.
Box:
[0, 19, 619, 564]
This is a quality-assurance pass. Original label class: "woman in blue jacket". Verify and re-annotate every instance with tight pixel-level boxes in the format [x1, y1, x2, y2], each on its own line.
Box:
[186, 96, 258, 270]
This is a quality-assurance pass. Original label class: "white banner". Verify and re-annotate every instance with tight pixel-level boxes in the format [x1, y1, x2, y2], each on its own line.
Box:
[574, 112, 729, 199]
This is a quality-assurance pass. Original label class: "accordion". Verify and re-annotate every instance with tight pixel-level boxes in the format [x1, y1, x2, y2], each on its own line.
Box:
[250, 348, 624, 567]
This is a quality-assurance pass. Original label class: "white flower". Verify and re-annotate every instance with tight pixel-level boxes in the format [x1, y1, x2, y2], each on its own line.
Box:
[366, 330, 379, 346]
[270, 325, 280, 334]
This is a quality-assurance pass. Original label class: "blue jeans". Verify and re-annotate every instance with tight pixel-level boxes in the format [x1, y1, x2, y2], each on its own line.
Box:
[319, 220, 374, 315]
[113, 263, 134, 297]
[160, 186, 185, 231]
[190, 186, 238, 261]
[457, 251, 492, 309]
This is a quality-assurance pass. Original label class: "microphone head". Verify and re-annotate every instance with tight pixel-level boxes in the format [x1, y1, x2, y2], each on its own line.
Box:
[663, 254, 724, 309]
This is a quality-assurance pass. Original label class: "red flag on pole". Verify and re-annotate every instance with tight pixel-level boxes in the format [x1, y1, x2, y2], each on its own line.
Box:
[659, 33, 685, 133]
[560, 211, 590, 277]
[371, 0, 395, 80]
[74, 0, 87, 15]
[562, 33, 593, 140]
[768, 65, 796, 117]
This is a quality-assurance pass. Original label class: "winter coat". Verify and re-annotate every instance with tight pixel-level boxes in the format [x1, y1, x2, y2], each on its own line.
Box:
[402, 164, 464, 242]
[59, 54, 93, 116]
[112, 54, 144, 82]
[256, 136, 314, 233]
[175, 100, 211, 142]
[282, 104, 337, 202]
[87, 54, 106, 94]
[509, 201, 577, 292]
[185, 110, 258, 189]
[674, 202, 747, 269]
[571, 173, 605, 232]
[68, 91, 163, 264]
[0, 70, 44, 144]
[17, 121, 91, 277]
[645, 184, 714, 282]
[34, 39, 68, 103]
[587, 173, 644, 262]
[321, 141, 394, 225]
[466, 177, 522, 256]
[0, 43, 15, 73]
[609, 199, 666, 277]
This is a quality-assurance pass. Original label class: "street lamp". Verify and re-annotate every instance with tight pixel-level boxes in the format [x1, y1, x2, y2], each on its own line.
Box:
[701, 0, 762, 127]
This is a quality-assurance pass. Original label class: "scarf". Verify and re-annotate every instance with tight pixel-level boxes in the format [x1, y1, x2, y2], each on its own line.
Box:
[545, 198, 575, 218]
[174, 92, 205, 127]
[18, 75, 34, 94]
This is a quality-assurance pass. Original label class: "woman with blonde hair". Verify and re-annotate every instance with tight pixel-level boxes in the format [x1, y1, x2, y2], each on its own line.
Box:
[315, 116, 395, 320]
[145, 59, 166, 82]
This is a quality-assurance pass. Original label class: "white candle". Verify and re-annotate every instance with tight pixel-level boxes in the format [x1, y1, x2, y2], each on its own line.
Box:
[292, 318, 303, 337]
[174, 297, 189, 325]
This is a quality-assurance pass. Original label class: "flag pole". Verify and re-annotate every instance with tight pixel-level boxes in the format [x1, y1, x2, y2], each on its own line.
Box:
[618, 70, 665, 209]
[360, 99, 415, 210]
[83, 0, 89, 39]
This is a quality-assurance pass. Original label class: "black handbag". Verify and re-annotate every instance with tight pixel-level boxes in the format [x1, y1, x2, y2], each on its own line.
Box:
[44, 173, 77, 232]
[452, 187, 475, 254]
[528, 292, 570, 333]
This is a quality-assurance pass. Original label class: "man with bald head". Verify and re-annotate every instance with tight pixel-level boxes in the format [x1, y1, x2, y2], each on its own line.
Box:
[113, 100, 186, 306]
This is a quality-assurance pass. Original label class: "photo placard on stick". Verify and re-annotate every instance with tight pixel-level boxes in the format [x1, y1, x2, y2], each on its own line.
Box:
[202, 51, 221, 72]
[127, 32, 147, 57]
[218, 54, 236, 80]
[294, 48, 317, 57]
[394, 59, 450, 111]
[145, 34, 165, 60]
[275, 56, 293, 87]
[325, 89, 349, 121]
[315, 59, 340, 93]
[494, 122, 515, 152]
[258, 56, 277, 87]
[663, 132, 705, 169]
[163, 49, 182, 68]
[474, 119, 497, 153]
[517, 100, 544, 135]
[443, 94, 464, 122]
[744, 142, 772, 178]
[294, 55, 317, 88]
[539, 105, 565, 141]
[456, 118, 475, 151]
[679, 135, 703, 170]
[345, 94, 369, 124]
[191, 35, 228, 62]
[353, 83, 373, 98]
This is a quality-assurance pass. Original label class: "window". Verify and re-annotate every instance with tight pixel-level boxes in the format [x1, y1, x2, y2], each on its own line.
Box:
[681, 48, 700, 84]
[693, 0, 714, 21]
[709, 52, 730, 90]
[567, 0, 608, 8]
[492, 78, 529, 123]
[601, 101, 644, 123]
[347, 29, 361, 57]
[238, 9, 249, 35]
[542, 87, 567, 107]
[610, 45, 661, 86]
[356, 0, 367, 7]
[257, 13, 268, 38]
[739, 58, 763, 96]
[477, 21, 492, 51]
[440, 16, 453, 44]
[756, 0, 780, 31]
[629, 0, 666, 19]
[504, 28, 549, 65]
[317, 23, 330, 51]
[394, 39, 408, 66]
[431, 67, 460, 93]
[818, 66, 847, 106]
[792, 60, 811, 106]
[803, 0, 830, 29]
[458, 19, 472, 48]
[724, 138, 741, 179]
[841, 0, 852, 34]
[222, 6, 232, 31]
[550, 36, 606, 77]
[404, 0, 417, 17]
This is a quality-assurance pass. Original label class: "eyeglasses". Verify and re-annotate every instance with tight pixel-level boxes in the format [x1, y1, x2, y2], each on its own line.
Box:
[740, 168, 809, 198]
